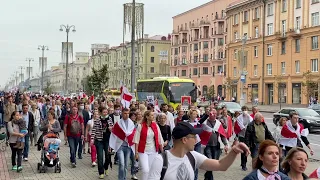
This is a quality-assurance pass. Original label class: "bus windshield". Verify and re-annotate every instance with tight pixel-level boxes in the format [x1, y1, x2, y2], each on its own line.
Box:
[169, 82, 196, 103]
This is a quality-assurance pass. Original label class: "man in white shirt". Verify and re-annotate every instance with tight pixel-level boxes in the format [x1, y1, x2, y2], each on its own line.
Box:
[148, 122, 250, 180]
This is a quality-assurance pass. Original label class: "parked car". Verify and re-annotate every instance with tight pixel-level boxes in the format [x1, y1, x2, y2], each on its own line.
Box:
[218, 101, 242, 117]
[308, 104, 320, 115]
[273, 108, 320, 132]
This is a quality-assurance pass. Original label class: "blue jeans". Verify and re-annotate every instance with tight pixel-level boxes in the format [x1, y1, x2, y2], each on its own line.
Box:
[204, 145, 221, 180]
[78, 138, 83, 157]
[117, 145, 131, 180]
[68, 136, 81, 163]
[23, 134, 30, 158]
[130, 148, 135, 175]
[94, 140, 110, 175]
[194, 142, 201, 180]
[250, 143, 260, 159]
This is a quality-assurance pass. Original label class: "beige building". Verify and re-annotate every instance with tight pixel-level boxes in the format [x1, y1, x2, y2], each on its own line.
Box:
[170, 0, 235, 98]
[226, 0, 320, 105]
[104, 35, 171, 90]
[68, 52, 90, 92]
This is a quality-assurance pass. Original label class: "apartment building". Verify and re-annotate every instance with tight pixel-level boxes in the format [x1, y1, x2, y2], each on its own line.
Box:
[226, 0, 320, 105]
[170, 0, 235, 98]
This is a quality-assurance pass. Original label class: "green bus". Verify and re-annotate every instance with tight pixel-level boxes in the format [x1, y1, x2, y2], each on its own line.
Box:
[136, 77, 197, 109]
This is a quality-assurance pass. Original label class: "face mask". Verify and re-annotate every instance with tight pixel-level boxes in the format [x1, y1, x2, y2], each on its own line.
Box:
[114, 110, 120, 115]
[243, 111, 248, 115]
[79, 106, 84, 110]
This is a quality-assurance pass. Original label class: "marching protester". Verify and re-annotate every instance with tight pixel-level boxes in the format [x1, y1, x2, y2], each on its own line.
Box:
[281, 147, 309, 180]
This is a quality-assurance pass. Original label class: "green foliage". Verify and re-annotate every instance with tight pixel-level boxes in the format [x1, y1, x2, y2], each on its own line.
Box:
[86, 64, 109, 95]
[302, 70, 318, 98]
[43, 81, 53, 95]
[207, 85, 215, 100]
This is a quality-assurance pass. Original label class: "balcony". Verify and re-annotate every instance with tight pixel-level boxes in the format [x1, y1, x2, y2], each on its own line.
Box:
[212, 14, 225, 22]
[200, 20, 211, 26]
[190, 22, 199, 29]
[179, 27, 188, 33]
[290, 29, 302, 38]
[275, 31, 287, 40]
[180, 39, 188, 45]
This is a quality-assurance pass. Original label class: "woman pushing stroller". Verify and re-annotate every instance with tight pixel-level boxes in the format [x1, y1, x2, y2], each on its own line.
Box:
[39, 110, 61, 165]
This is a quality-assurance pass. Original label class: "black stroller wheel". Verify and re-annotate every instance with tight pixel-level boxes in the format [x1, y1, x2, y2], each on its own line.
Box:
[37, 163, 41, 170]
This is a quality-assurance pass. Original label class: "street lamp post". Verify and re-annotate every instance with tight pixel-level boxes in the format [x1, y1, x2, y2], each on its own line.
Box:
[38, 45, 49, 93]
[59, 24, 76, 94]
[26, 58, 34, 80]
[239, 35, 247, 107]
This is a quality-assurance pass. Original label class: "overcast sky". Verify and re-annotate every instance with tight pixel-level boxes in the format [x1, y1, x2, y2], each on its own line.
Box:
[0, 0, 211, 88]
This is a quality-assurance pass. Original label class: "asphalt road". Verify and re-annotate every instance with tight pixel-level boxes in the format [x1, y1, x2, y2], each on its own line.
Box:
[261, 112, 320, 160]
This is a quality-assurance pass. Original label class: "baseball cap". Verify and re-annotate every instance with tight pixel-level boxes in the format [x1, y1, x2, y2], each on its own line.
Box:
[172, 122, 203, 140]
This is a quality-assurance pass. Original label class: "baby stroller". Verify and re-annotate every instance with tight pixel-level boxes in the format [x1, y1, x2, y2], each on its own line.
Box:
[37, 133, 61, 173]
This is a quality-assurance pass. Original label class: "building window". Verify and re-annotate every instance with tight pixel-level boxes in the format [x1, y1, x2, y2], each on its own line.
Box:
[203, 67, 209, 74]
[150, 57, 155, 63]
[174, 71, 177, 76]
[311, 12, 319, 26]
[267, 3, 274, 16]
[267, 64, 272, 75]
[203, 41, 209, 49]
[282, 20, 286, 35]
[267, 44, 273, 56]
[296, 16, 301, 30]
[281, 41, 286, 54]
[312, 0, 320, 3]
[281, 62, 286, 74]
[234, 49, 238, 60]
[295, 60, 300, 73]
[234, 31, 238, 40]
[151, 46, 155, 52]
[217, 65, 223, 74]
[296, 0, 301, 8]
[255, 27, 259, 38]
[193, 56, 198, 63]
[311, 59, 318, 72]
[295, 39, 300, 52]
[243, 11, 249, 22]
[254, 65, 258, 76]
[193, 68, 198, 75]
[254, 7, 259, 19]
[282, 0, 287, 12]
[267, 23, 273, 35]
[194, 43, 198, 50]
[150, 67, 155, 73]
[254, 46, 258, 57]
[181, 70, 187, 76]
[182, 58, 187, 65]
[312, 36, 319, 49]
[218, 38, 224, 46]
[233, 67, 237, 77]
[234, 14, 239, 25]
[203, 54, 208, 62]
[218, 52, 224, 59]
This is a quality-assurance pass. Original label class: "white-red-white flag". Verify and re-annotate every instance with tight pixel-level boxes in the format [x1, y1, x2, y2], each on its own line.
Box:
[279, 121, 308, 148]
[120, 85, 132, 108]
[309, 167, 320, 178]
[199, 120, 226, 145]
[234, 114, 253, 135]
[109, 119, 136, 153]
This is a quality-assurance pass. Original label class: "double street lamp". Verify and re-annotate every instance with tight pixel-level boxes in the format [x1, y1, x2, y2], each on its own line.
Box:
[38, 45, 49, 93]
[59, 24, 76, 94]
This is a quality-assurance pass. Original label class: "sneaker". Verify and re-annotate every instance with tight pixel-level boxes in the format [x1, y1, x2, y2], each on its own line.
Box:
[99, 174, 104, 179]
[17, 166, 22, 172]
[105, 169, 109, 176]
[78, 155, 83, 159]
[131, 174, 138, 180]
[23, 158, 28, 161]
[71, 163, 76, 168]
[12, 165, 17, 171]
[92, 162, 97, 167]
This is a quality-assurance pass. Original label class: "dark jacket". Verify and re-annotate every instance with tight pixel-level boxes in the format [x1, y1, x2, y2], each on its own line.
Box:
[0, 100, 4, 114]
[22, 111, 35, 133]
[243, 169, 290, 180]
[109, 114, 121, 124]
[80, 109, 90, 125]
[245, 121, 275, 149]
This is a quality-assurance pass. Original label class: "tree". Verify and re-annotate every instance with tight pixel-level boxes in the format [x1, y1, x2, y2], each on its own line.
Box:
[302, 70, 318, 98]
[86, 64, 109, 95]
[43, 81, 53, 95]
[222, 77, 233, 100]
[207, 85, 215, 100]
[274, 75, 285, 108]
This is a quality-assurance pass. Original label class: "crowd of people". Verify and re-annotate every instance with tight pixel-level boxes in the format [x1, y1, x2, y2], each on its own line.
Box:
[0, 91, 319, 180]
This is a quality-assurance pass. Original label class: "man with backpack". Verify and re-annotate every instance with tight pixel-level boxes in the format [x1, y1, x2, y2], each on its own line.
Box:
[148, 122, 250, 180]
[64, 106, 84, 168]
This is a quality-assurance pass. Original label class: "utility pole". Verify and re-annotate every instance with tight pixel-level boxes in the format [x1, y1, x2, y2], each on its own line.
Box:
[15, 71, 19, 86]
[38, 45, 49, 94]
[60, 24, 76, 95]
[18, 66, 25, 83]
[130, 0, 136, 93]
[26, 58, 34, 80]
[239, 35, 247, 107]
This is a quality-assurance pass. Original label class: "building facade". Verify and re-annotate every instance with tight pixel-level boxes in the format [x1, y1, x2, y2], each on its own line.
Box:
[50, 63, 65, 93]
[226, 0, 320, 105]
[105, 35, 171, 90]
[68, 52, 90, 92]
[170, 0, 235, 98]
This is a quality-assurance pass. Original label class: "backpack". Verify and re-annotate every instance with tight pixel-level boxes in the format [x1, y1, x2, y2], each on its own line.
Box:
[160, 151, 195, 180]
[69, 115, 81, 135]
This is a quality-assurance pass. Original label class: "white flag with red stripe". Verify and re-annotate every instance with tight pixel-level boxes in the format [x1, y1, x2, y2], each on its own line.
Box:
[109, 119, 136, 153]
[309, 167, 320, 178]
[120, 85, 132, 108]
[279, 120, 308, 148]
[234, 114, 253, 135]
[199, 120, 226, 145]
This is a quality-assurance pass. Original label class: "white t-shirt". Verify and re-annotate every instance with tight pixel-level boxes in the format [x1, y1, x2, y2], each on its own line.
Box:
[148, 150, 207, 180]
[87, 119, 94, 134]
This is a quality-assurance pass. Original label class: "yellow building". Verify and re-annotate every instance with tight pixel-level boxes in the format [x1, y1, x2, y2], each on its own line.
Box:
[104, 35, 171, 90]
[226, 0, 320, 105]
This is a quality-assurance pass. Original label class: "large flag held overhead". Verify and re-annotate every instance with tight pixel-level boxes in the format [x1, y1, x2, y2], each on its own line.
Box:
[120, 85, 132, 108]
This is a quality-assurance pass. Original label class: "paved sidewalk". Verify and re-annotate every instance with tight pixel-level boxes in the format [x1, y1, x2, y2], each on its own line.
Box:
[245, 103, 307, 113]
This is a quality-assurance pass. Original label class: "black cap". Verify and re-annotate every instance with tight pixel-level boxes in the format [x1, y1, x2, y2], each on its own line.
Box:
[172, 122, 203, 140]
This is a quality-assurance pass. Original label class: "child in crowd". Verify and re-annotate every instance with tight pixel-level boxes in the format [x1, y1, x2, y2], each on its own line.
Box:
[13, 117, 28, 149]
